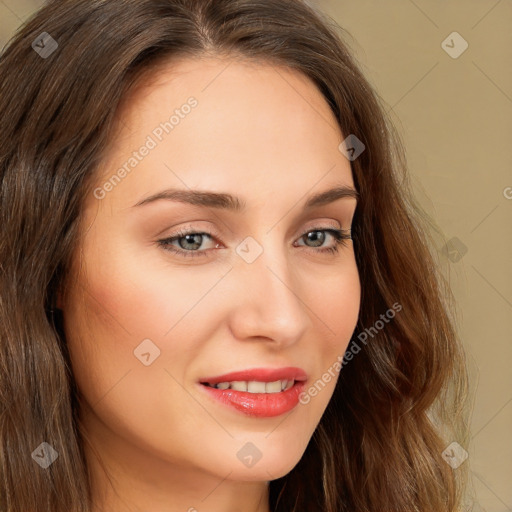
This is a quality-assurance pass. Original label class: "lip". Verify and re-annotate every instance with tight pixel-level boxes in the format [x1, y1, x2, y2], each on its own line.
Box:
[199, 366, 308, 385]
[198, 367, 308, 418]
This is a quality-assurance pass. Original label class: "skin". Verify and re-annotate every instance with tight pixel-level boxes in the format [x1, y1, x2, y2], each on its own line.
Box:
[59, 55, 361, 512]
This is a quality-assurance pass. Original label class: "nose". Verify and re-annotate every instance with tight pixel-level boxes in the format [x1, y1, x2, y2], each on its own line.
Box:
[226, 242, 311, 347]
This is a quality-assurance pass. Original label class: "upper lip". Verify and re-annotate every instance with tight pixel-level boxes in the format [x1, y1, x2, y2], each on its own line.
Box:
[199, 367, 308, 385]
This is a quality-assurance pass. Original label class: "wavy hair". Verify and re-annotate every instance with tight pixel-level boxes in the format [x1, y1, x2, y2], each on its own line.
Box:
[0, 0, 470, 510]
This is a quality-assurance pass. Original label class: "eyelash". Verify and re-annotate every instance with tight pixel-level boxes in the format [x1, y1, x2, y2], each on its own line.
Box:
[157, 226, 352, 259]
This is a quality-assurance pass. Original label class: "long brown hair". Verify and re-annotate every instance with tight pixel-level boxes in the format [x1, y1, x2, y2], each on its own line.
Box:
[0, 0, 470, 510]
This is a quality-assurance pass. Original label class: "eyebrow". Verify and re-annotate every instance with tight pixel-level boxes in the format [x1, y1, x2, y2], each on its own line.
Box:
[131, 184, 359, 212]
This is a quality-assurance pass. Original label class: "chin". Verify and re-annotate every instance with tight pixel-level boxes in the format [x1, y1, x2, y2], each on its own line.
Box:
[234, 443, 307, 481]
[226, 457, 301, 482]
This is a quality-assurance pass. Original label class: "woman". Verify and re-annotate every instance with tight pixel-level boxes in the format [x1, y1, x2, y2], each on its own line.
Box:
[0, 0, 470, 511]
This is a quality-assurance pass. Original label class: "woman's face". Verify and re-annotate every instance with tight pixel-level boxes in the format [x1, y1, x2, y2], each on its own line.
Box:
[61, 56, 360, 494]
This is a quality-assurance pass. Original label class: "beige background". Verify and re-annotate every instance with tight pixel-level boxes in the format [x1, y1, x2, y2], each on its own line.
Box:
[1, 1, 511, 511]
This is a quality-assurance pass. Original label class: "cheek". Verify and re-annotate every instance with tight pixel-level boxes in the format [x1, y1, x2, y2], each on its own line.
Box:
[303, 262, 360, 405]
[61, 254, 198, 442]
[328, 276, 360, 325]
[62, 239, 224, 389]
[61, 270, 137, 407]
[312, 261, 361, 350]
[61, 251, 239, 468]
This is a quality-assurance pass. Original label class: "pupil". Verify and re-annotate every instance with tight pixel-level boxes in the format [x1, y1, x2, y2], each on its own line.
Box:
[307, 231, 324, 247]
[181, 234, 201, 250]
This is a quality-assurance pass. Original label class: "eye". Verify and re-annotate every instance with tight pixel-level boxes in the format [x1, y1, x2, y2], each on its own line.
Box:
[294, 228, 352, 255]
[158, 230, 217, 258]
[157, 226, 352, 259]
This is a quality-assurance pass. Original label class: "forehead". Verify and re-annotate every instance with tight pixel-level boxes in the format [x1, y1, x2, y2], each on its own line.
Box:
[90, 55, 353, 212]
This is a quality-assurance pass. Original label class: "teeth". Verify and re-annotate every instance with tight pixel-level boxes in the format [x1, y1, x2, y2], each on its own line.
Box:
[231, 381, 247, 392]
[247, 381, 266, 393]
[207, 379, 295, 393]
[284, 380, 294, 391]
[265, 380, 282, 393]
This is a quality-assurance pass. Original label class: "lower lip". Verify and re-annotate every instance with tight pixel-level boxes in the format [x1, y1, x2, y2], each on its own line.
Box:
[199, 381, 306, 417]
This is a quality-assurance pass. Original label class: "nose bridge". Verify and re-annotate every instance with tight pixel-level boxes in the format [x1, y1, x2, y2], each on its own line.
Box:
[227, 235, 310, 344]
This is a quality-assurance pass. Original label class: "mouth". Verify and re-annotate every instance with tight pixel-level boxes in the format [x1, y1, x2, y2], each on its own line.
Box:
[197, 367, 308, 417]
[198, 366, 307, 390]
[200, 379, 296, 392]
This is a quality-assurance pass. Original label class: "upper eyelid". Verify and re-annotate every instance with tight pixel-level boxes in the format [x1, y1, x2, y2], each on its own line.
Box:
[164, 215, 349, 235]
